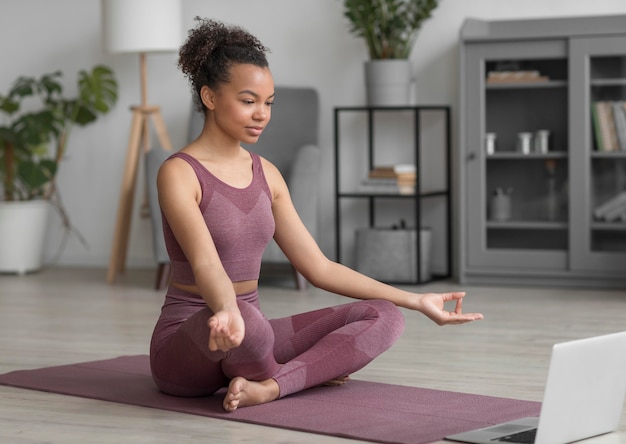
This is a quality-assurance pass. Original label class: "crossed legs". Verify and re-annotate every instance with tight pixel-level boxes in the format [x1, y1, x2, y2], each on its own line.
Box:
[150, 297, 405, 411]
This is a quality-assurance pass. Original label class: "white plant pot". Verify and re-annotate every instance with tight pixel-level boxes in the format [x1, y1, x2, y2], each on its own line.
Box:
[0, 200, 51, 274]
[364, 60, 412, 107]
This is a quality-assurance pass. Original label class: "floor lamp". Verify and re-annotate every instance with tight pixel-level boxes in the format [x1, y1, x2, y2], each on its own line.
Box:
[102, 0, 182, 283]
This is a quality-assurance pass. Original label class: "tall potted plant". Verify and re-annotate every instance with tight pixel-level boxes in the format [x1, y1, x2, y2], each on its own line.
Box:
[0, 66, 118, 274]
[343, 0, 439, 106]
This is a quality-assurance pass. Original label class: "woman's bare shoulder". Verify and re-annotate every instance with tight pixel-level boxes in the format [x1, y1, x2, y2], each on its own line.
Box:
[257, 155, 285, 183]
[157, 151, 201, 199]
[158, 150, 194, 176]
[257, 154, 288, 197]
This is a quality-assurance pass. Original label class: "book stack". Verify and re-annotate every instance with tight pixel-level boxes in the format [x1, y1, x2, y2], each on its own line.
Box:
[593, 190, 626, 222]
[486, 70, 549, 85]
[591, 101, 626, 152]
[360, 165, 416, 194]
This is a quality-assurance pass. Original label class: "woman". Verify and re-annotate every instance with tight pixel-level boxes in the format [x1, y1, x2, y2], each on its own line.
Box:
[150, 18, 483, 413]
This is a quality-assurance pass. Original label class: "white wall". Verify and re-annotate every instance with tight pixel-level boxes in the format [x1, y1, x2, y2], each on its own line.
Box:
[2, 0, 626, 271]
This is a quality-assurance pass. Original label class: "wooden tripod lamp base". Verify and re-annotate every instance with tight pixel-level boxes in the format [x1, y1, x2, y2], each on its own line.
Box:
[101, 0, 182, 284]
[106, 103, 172, 284]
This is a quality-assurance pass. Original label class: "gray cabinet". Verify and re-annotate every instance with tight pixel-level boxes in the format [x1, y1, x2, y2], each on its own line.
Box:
[459, 15, 626, 287]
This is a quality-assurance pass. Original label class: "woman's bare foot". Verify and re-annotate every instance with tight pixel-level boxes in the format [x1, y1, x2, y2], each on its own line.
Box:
[322, 374, 350, 387]
[223, 377, 280, 412]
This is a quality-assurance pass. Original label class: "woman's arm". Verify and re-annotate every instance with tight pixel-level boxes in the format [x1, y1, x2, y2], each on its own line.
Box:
[263, 159, 483, 325]
[157, 157, 244, 349]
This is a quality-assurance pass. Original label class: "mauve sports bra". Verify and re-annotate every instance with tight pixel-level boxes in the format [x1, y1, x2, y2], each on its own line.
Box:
[161, 151, 275, 284]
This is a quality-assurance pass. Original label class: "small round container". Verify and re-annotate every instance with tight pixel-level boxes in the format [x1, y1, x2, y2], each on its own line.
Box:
[490, 190, 512, 221]
[534, 130, 550, 154]
[517, 132, 533, 155]
[485, 133, 497, 155]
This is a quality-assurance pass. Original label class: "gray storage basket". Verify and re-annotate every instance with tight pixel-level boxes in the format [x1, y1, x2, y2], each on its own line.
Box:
[355, 228, 432, 282]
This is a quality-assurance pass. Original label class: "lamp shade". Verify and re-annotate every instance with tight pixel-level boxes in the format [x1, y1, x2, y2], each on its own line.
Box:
[102, 0, 182, 54]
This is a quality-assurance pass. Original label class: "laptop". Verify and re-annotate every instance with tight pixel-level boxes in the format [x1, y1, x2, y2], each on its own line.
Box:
[446, 331, 626, 444]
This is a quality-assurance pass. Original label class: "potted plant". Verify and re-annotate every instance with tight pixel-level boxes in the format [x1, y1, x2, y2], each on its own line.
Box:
[0, 66, 118, 274]
[343, 0, 439, 106]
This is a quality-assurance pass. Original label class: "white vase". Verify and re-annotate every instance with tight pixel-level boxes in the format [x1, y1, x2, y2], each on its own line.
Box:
[0, 200, 51, 274]
[364, 60, 412, 107]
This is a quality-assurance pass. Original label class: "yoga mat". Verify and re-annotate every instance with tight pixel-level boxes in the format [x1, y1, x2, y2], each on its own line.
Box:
[0, 355, 541, 444]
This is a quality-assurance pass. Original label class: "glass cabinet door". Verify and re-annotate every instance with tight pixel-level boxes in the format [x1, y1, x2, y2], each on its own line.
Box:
[569, 36, 626, 272]
[464, 40, 569, 270]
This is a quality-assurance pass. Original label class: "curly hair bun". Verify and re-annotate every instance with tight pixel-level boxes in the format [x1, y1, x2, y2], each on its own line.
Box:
[179, 17, 270, 109]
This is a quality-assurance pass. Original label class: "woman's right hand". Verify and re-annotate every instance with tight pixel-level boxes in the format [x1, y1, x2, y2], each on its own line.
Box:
[207, 309, 245, 352]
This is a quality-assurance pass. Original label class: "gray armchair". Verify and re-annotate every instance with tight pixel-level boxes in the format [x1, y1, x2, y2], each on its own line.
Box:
[183, 86, 321, 289]
[145, 146, 172, 290]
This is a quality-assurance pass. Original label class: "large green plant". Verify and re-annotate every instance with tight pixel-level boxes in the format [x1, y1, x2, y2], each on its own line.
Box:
[0, 66, 117, 250]
[343, 0, 439, 59]
[0, 66, 118, 202]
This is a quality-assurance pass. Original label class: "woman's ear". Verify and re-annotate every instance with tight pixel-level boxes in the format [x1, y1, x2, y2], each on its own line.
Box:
[200, 86, 216, 111]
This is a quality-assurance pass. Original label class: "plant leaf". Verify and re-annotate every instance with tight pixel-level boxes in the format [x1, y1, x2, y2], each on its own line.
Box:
[73, 104, 97, 125]
[39, 71, 63, 99]
[0, 95, 20, 114]
[17, 158, 56, 199]
[9, 76, 37, 98]
[12, 110, 61, 146]
[76, 65, 118, 124]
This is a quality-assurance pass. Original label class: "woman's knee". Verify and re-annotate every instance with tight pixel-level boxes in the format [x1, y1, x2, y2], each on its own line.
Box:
[234, 300, 276, 356]
[369, 299, 405, 343]
[221, 300, 280, 380]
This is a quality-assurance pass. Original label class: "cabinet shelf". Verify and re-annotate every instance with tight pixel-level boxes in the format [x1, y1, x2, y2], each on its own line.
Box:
[486, 80, 568, 90]
[591, 221, 626, 231]
[487, 220, 568, 230]
[591, 151, 626, 158]
[590, 78, 626, 87]
[339, 190, 449, 199]
[487, 152, 568, 160]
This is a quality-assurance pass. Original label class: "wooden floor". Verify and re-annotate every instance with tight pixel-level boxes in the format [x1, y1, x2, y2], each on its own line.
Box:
[1, 267, 625, 443]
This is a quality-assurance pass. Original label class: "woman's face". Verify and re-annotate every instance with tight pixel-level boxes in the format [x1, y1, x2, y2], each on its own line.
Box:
[203, 63, 275, 145]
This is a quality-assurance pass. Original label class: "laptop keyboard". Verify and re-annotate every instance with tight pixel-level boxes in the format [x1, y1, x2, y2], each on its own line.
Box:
[495, 428, 537, 443]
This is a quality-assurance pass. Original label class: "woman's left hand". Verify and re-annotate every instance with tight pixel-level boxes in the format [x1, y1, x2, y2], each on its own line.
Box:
[415, 292, 483, 325]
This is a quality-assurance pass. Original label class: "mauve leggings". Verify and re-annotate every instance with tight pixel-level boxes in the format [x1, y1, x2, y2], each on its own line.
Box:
[150, 286, 405, 398]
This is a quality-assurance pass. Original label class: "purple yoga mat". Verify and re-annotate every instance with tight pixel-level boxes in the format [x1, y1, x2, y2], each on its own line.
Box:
[0, 355, 541, 444]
